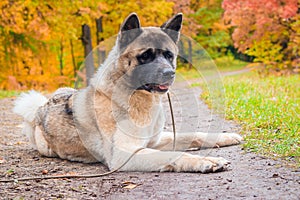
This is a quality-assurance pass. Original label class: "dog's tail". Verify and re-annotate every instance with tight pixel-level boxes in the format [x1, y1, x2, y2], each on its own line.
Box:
[13, 90, 48, 122]
[13, 91, 48, 148]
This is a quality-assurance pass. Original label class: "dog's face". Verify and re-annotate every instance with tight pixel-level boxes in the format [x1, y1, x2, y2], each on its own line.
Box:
[116, 13, 183, 94]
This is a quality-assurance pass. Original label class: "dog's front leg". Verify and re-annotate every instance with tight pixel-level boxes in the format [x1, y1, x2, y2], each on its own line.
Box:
[150, 132, 243, 151]
[109, 146, 230, 173]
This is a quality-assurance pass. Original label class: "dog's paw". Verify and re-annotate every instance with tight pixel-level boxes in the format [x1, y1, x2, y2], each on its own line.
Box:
[195, 156, 230, 173]
[215, 133, 243, 147]
[169, 154, 230, 173]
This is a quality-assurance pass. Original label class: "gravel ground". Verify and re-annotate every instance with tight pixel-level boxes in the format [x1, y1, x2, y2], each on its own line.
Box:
[0, 81, 299, 199]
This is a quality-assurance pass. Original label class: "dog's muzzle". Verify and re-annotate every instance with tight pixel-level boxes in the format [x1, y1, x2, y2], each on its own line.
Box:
[137, 68, 175, 93]
[139, 83, 171, 93]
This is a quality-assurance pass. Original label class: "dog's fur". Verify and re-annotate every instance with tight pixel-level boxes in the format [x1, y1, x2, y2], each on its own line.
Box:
[14, 13, 242, 173]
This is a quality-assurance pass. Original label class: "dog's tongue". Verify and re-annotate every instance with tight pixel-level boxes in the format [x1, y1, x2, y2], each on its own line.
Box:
[158, 84, 169, 90]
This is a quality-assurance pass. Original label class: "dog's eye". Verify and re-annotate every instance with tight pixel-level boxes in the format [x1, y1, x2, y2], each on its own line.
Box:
[163, 51, 174, 62]
[137, 49, 155, 64]
[142, 52, 149, 59]
[141, 49, 153, 60]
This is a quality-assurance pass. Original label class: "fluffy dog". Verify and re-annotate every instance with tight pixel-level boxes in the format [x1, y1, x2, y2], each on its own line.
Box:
[14, 13, 242, 173]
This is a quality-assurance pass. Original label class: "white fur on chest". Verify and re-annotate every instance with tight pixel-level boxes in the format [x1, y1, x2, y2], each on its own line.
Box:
[113, 102, 165, 147]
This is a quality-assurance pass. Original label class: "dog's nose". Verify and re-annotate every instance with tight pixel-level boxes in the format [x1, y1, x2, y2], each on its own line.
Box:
[162, 68, 175, 77]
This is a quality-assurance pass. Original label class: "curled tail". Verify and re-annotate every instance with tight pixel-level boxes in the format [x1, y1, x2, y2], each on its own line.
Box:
[13, 90, 48, 123]
[13, 91, 48, 149]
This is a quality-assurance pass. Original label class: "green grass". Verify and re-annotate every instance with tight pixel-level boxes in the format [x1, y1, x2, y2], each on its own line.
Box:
[0, 90, 20, 99]
[176, 56, 247, 81]
[201, 72, 300, 165]
[214, 56, 248, 72]
[176, 57, 299, 165]
[176, 67, 202, 80]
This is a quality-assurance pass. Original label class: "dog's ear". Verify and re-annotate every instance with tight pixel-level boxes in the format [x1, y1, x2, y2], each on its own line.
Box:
[119, 13, 143, 50]
[161, 13, 183, 43]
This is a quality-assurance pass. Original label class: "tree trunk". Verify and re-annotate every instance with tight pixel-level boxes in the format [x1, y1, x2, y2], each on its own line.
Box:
[70, 39, 77, 78]
[59, 37, 64, 76]
[188, 39, 192, 70]
[96, 16, 105, 66]
[178, 39, 186, 64]
[81, 24, 94, 86]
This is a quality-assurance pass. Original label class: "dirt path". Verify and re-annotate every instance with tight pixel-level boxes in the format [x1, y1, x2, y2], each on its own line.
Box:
[0, 82, 299, 199]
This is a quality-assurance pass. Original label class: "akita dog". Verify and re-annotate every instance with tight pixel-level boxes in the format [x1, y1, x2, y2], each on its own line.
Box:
[14, 13, 242, 173]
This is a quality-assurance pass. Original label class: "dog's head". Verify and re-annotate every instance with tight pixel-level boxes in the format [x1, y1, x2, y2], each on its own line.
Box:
[116, 13, 183, 94]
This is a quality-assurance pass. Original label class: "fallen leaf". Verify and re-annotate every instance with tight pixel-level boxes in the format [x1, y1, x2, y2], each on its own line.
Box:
[6, 169, 15, 175]
[66, 171, 77, 175]
[123, 184, 137, 189]
[121, 181, 140, 189]
[16, 124, 23, 128]
[15, 141, 26, 145]
[0, 158, 6, 164]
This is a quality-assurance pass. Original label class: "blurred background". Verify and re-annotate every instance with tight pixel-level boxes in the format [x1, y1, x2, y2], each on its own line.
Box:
[0, 0, 299, 91]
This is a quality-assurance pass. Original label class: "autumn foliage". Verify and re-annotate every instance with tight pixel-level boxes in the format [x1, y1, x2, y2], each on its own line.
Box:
[0, 0, 174, 91]
[222, 0, 299, 73]
[0, 0, 299, 91]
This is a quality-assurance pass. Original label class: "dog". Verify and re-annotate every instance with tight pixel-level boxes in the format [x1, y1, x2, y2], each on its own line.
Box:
[13, 13, 242, 173]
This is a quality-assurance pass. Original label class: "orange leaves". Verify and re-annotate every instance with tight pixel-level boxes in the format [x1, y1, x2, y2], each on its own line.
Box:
[0, 0, 178, 91]
[222, 0, 298, 51]
[222, 0, 300, 72]
[0, 1, 51, 40]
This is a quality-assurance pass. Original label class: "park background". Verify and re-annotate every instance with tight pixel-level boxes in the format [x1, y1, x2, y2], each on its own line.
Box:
[0, 0, 299, 165]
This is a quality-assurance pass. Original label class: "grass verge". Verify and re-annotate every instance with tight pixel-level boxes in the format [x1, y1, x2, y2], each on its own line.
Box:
[0, 90, 20, 99]
[201, 72, 299, 166]
[214, 56, 248, 72]
[176, 56, 247, 80]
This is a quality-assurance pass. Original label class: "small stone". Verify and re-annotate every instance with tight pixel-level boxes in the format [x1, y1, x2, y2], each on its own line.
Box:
[272, 173, 279, 178]
[90, 192, 97, 197]
[32, 156, 40, 161]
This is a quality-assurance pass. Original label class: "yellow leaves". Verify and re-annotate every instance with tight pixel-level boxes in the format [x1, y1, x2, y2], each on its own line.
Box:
[0, 0, 178, 91]
[97, 2, 110, 13]
[135, 0, 174, 24]
[78, 7, 91, 15]
[213, 21, 229, 32]
[120, 181, 141, 189]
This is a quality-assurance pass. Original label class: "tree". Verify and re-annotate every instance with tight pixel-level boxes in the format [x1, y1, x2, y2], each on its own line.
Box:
[193, 0, 232, 58]
[167, 0, 202, 69]
[222, 0, 299, 73]
[169, 0, 232, 67]
[0, 0, 174, 90]
[0, 0, 99, 90]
